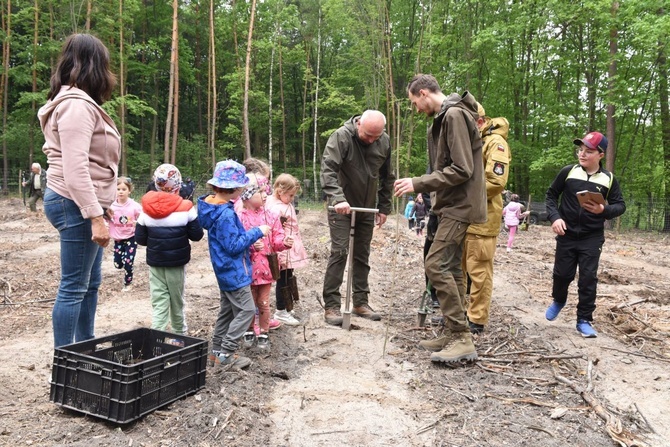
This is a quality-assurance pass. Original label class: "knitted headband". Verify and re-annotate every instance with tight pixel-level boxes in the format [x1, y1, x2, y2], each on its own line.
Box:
[240, 184, 261, 201]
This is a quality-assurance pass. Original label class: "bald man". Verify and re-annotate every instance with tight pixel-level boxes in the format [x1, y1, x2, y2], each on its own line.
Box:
[22, 162, 47, 212]
[320, 110, 395, 325]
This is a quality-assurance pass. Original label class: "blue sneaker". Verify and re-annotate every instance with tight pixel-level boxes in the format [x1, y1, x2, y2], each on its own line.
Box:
[576, 320, 598, 338]
[545, 301, 565, 321]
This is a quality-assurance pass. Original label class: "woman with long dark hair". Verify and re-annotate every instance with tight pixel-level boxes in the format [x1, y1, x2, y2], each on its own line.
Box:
[39, 34, 120, 347]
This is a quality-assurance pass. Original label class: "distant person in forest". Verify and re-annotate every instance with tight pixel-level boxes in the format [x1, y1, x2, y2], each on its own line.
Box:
[462, 102, 511, 334]
[502, 194, 525, 252]
[394, 74, 486, 365]
[22, 162, 47, 213]
[40, 33, 120, 347]
[544, 131, 626, 338]
[410, 193, 427, 237]
[321, 110, 395, 325]
[404, 196, 416, 229]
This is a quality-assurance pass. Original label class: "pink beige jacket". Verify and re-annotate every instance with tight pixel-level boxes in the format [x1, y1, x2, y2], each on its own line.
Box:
[265, 195, 309, 270]
[38, 86, 121, 219]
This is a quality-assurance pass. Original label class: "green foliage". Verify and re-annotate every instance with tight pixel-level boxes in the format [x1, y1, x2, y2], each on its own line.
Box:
[0, 0, 666, 230]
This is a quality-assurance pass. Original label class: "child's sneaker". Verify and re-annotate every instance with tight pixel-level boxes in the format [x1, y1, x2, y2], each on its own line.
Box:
[269, 318, 282, 330]
[211, 351, 252, 369]
[242, 331, 256, 348]
[122, 284, 132, 292]
[576, 320, 598, 338]
[545, 301, 565, 321]
[274, 309, 300, 326]
[256, 334, 270, 350]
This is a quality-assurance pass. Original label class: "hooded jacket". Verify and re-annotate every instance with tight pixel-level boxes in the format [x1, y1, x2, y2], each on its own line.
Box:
[467, 116, 511, 236]
[38, 86, 120, 219]
[412, 92, 487, 224]
[502, 200, 524, 227]
[135, 191, 203, 267]
[198, 196, 264, 292]
[320, 116, 395, 215]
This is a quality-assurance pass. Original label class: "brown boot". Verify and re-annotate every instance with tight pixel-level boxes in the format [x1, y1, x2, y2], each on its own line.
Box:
[417, 332, 454, 352]
[324, 308, 343, 326]
[430, 332, 478, 364]
[352, 304, 381, 321]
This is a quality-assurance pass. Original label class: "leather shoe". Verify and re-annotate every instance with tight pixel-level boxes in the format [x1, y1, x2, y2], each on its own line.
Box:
[352, 304, 381, 321]
[324, 308, 343, 326]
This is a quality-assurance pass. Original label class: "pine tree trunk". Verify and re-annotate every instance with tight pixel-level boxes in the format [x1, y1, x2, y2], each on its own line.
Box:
[242, 0, 258, 160]
[119, 0, 127, 175]
[312, 10, 321, 200]
[658, 7, 670, 232]
[164, 0, 179, 162]
[208, 0, 217, 169]
[29, 0, 38, 167]
[278, 25, 287, 172]
[1, 0, 11, 193]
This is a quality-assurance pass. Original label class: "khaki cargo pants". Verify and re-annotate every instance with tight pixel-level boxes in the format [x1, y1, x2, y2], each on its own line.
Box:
[425, 216, 469, 332]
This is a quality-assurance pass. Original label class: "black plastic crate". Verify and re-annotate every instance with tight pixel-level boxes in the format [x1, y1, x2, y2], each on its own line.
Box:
[50, 328, 208, 423]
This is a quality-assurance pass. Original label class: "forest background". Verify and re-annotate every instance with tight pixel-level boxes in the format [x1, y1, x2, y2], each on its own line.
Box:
[0, 0, 668, 230]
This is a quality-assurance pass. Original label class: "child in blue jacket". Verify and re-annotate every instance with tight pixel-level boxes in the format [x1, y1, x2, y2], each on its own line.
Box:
[198, 160, 269, 369]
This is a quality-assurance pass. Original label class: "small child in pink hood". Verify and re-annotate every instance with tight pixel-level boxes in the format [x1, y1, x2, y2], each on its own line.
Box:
[236, 173, 293, 350]
[502, 194, 527, 253]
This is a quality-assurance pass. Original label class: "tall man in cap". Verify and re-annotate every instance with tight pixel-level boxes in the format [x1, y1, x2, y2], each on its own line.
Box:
[544, 131, 626, 338]
[394, 74, 486, 365]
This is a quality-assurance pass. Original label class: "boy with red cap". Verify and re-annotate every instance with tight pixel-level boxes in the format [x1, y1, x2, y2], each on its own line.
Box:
[544, 132, 626, 337]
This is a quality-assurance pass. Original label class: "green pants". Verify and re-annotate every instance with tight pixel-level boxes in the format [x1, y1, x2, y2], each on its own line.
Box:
[149, 265, 187, 334]
[425, 217, 469, 332]
[27, 190, 43, 212]
[322, 211, 374, 309]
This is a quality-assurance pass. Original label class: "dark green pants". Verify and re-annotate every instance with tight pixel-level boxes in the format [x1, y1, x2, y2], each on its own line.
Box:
[322, 211, 375, 309]
[425, 216, 469, 332]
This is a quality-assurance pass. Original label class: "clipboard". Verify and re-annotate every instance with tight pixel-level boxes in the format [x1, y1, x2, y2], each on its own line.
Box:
[576, 190, 605, 206]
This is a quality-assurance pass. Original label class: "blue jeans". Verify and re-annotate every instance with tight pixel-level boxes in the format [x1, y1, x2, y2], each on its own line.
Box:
[44, 188, 103, 347]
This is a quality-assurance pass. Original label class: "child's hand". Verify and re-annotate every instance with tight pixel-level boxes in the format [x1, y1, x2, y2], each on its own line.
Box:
[284, 236, 294, 248]
[259, 224, 271, 235]
[253, 240, 264, 250]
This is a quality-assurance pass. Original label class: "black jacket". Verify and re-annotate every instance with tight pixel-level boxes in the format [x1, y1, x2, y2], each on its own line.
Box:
[546, 164, 626, 239]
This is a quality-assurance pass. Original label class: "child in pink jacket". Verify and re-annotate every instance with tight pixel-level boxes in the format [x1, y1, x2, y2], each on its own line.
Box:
[502, 194, 526, 252]
[236, 174, 293, 350]
[265, 173, 309, 326]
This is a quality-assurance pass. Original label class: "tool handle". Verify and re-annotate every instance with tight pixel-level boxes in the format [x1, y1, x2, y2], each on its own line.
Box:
[327, 206, 379, 214]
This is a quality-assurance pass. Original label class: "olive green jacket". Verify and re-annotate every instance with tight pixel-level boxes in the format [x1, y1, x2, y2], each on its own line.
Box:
[320, 116, 395, 215]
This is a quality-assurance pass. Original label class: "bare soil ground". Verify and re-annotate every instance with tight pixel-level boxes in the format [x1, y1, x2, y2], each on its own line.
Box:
[1, 197, 669, 447]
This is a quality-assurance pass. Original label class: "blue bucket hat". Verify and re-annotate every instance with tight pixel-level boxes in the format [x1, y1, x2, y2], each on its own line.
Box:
[207, 160, 249, 189]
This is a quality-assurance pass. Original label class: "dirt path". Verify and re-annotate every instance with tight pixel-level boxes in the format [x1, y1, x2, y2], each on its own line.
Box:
[0, 199, 668, 447]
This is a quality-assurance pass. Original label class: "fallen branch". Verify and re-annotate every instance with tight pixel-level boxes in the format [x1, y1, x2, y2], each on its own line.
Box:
[213, 409, 234, 440]
[611, 298, 649, 310]
[555, 361, 652, 447]
[484, 393, 564, 409]
[633, 403, 656, 434]
[601, 346, 670, 364]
